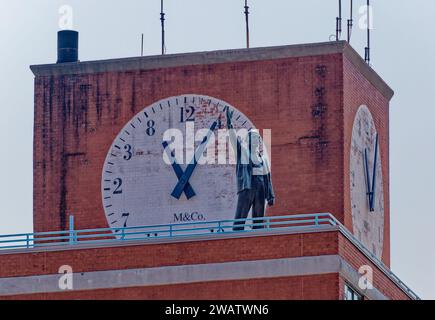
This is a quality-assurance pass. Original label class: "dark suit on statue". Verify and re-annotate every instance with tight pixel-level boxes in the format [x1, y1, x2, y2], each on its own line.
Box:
[228, 126, 275, 231]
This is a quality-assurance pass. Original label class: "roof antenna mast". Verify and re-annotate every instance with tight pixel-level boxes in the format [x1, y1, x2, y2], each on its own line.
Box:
[244, 0, 250, 48]
[364, 0, 371, 64]
[347, 0, 353, 43]
[160, 0, 166, 55]
[336, 0, 342, 40]
[141, 33, 144, 56]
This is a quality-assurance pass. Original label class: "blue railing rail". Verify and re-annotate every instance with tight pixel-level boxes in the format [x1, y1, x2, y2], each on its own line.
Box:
[0, 212, 420, 300]
[0, 213, 336, 250]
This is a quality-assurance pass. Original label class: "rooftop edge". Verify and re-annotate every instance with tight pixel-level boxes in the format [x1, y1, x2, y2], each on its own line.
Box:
[30, 41, 394, 100]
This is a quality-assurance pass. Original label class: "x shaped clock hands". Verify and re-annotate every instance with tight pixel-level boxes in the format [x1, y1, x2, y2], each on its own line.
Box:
[162, 141, 196, 199]
[169, 116, 220, 200]
[364, 133, 378, 212]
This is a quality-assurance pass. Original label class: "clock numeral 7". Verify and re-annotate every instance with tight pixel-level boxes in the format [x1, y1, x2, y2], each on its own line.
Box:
[121, 212, 130, 228]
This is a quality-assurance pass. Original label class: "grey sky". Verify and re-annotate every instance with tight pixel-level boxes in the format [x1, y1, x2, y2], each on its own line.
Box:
[0, 0, 433, 299]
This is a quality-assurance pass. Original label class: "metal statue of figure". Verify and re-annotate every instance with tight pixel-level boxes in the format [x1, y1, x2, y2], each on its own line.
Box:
[226, 107, 275, 231]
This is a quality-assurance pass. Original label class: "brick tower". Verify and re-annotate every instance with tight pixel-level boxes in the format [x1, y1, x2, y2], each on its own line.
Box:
[0, 40, 419, 300]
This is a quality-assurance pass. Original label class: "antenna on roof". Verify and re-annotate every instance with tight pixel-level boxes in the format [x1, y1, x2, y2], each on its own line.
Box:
[364, 0, 371, 64]
[347, 0, 353, 43]
[160, 0, 166, 55]
[336, 0, 342, 40]
[141, 33, 144, 56]
[244, 0, 250, 48]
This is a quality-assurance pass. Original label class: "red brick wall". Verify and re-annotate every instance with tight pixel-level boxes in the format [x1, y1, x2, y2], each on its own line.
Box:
[0, 232, 338, 278]
[33, 54, 345, 234]
[0, 231, 409, 300]
[2, 274, 339, 300]
[338, 233, 408, 300]
[342, 56, 391, 266]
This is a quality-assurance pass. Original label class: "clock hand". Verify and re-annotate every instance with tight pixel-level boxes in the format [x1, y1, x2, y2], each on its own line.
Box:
[171, 118, 219, 199]
[162, 141, 196, 199]
[364, 148, 373, 208]
[370, 133, 379, 212]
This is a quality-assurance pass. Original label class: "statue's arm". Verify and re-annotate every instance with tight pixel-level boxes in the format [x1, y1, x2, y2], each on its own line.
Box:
[226, 108, 238, 152]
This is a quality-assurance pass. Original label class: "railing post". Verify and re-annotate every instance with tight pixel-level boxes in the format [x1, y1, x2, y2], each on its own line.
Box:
[69, 215, 75, 245]
[121, 227, 125, 240]
[314, 214, 319, 226]
[169, 225, 173, 237]
[26, 234, 30, 249]
[267, 216, 271, 229]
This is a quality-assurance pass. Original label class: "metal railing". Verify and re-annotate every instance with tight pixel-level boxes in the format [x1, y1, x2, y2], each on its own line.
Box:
[0, 213, 335, 250]
[0, 212, 420, 300]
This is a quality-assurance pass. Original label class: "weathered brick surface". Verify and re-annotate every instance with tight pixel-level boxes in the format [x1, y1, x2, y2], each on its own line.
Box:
[0, 232, 338, 278]
[2, 274, 339, 300]
[337, 233, 408, 300]
[0, 230, 409, 299]
[33, 54, 345, 236]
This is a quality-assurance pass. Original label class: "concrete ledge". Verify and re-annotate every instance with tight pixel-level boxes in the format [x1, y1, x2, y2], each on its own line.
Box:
[0, 254, 387, 300]
[30, 41, 393, 100]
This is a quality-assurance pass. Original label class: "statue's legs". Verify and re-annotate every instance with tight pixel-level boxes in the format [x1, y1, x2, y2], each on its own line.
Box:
[233, 175, 266, 231]
[233, 189, 253, 231]
[251, 175, 266, 229]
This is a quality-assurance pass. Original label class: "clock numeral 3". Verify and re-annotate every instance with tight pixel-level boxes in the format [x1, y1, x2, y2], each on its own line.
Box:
[113, 178, 123, 194]
[180, 106, 195, 122]
[123, 144, 132, 160]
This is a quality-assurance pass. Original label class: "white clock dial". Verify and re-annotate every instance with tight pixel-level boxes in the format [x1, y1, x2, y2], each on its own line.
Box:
[101, 94, 254, 233]
[350, 105, 384, 258]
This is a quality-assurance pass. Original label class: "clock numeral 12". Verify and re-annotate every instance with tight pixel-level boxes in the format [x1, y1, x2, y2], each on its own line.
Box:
[180, 106, 195, 122]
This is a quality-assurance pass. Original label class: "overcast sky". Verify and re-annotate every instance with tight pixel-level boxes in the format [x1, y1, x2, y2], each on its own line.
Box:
[0, 0, 434, 299]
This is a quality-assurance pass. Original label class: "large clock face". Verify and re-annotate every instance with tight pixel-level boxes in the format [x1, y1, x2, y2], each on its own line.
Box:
[350, 105, 384, 259]
[101, 94, 254, 231]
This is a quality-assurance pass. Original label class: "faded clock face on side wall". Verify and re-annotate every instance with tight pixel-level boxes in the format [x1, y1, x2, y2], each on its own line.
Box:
[101, 94, 254, 232]
[350, 105, 384, 259]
